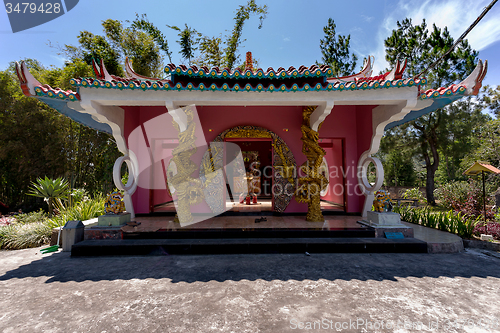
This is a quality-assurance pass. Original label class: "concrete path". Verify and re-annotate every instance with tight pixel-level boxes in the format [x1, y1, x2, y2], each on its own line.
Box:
[1, 248, 500, 332]
[402, 221, 465, 253]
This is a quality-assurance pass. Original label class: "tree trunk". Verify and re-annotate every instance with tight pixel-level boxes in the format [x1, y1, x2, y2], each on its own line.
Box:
[424, 141, 439, 205]
[425, 167, 436, 205]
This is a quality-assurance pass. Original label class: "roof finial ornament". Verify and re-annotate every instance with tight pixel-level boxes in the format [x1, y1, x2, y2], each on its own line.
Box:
[459, 59, 488, 95]
[92, 58, 113, 81]
[245, 52, 253, 71]
[15, 61, 42, 96]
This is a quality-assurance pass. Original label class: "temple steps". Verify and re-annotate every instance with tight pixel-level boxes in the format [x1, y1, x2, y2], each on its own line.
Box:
[122, 228, 376, 239]
[71, 237, 428, 256]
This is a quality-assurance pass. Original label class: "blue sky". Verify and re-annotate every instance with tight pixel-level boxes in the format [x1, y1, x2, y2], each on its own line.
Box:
[1, 0, 499, 87]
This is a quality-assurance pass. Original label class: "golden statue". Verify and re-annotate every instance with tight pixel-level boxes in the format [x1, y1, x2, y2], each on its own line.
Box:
[295, 106, 328, 222]
[169, 106, 204, 223]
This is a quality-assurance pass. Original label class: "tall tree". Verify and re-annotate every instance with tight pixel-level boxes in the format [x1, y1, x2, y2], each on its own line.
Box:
[62, 19, 164, 78]
[382, 19, 479, 205]
[223, 0, 267, 70]
[131, 14, 173, 63]
[167, 24, 199, 65]
[318, 18, 358, 77]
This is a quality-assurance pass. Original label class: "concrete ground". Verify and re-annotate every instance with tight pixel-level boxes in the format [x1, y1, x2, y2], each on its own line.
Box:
[1, 248, 500, 332]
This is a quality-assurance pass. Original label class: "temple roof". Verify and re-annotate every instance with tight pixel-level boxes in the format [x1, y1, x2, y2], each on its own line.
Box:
[14, 56, 488, 134]
[17, 56, 484, 104]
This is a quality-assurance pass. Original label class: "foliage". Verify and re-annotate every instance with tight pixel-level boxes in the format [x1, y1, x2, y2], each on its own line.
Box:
[47, 194, 105, 229]
[434, 179, 496, 220]
[394, 205, 479, 238]
[131, 14, 173, 63]
[224, 0, 267, 70]
[381, 18, 479, 205]
[28, 177, 70, 216]
[318, 18, 358, 77]
[0, 222, 52, 250]
[381, 149, 416, 186]
[434, 180, 470, 210]
[168, 24, 199, 65]
[474, 222, 500, 240]
[401, 188, 426, 204]
[0, 64, 122, 210]
[0, 195, 105, 250]
[195, 35, 224, 68]
[460, 118, 500, 170]
[14, 210, 48, 224]
[481, 85, 500, 117]
[62, 19, 164, 78]
[0, 67, 71, 208]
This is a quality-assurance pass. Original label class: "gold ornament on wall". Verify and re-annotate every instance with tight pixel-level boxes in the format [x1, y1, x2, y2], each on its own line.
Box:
[295, 106, 329, 222]
[169, 106, 205, 223]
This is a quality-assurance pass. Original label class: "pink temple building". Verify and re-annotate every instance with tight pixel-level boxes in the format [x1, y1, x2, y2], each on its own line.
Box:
[15, 54, 487, 222]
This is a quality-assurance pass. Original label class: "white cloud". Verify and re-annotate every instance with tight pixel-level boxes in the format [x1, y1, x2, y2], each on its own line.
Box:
[369, 0, 500, 75]
[361, 15, 374, 23]
[283, 37, 291, 42]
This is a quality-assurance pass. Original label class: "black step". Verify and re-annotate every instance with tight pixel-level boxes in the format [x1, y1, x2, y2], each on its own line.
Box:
[71, 238, 428, 256]
[122, 228, 375, 240]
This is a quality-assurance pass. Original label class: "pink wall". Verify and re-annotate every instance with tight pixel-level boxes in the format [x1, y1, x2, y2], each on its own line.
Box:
[123, 106, 176, 214]
[122, 104, 374, 214]
[318, 105, 373, 213]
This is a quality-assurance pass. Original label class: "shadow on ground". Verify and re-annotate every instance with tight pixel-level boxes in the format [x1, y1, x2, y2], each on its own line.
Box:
[1, 250, 500, 284]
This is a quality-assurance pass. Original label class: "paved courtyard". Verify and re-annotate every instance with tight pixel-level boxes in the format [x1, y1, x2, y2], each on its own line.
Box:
[1, 248, 500, 332]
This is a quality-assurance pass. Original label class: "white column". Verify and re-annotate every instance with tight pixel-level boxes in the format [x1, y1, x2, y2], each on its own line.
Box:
[113, 153, 139, 218]
[357, 152, 384, 218]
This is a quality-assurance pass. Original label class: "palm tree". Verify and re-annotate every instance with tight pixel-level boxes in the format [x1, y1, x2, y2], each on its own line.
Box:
[28, 177, 70, 216]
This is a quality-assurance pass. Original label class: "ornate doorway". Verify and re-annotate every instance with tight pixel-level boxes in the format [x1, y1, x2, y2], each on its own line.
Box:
[200, 126, 297, 213]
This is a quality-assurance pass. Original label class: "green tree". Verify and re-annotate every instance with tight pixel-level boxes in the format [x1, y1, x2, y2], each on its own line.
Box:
[0, 65, 70, 208]
[461, 119, 500, 169]
[63, 19, 164, 78]
[481, 85, 500, 117]
[133, 1, 267, 69]
[168, 24, 199, 65]
[382, 18, 479, 205]
[131, 14, 173, 63]
[223, 0, 267, 70]
[0, 60, 121, 210]
[318, 18, 358, 77]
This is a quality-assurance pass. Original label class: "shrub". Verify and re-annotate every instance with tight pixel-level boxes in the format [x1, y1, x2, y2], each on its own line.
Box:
[394, 205, 480, 238]
[47, 194, 105, 229]
[474, 222, 500, 240]
[13, 210, 48, 224]
[0, 222, 52, 250]
[401, 188, 426, 204]
[1, 194, 105, 250]
[435, 179, 495, 220]
[434, 181, 470, 210]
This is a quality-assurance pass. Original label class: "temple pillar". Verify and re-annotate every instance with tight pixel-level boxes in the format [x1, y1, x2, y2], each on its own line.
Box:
[295, 106, 329, 222]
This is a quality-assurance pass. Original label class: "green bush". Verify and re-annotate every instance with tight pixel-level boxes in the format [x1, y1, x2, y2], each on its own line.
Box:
[13, 210, 48, 224]
[434, 181, 470, 210]
[0, 222, 52, 250]
[394, 205, 480, 238]
[47, 194, 105, 229]
[1, 194, 105, 250]
[401, 188, 426, 204]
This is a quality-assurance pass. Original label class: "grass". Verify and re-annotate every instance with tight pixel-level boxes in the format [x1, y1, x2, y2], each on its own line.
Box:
[0, 194, 106, 250]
